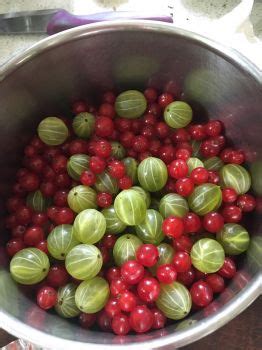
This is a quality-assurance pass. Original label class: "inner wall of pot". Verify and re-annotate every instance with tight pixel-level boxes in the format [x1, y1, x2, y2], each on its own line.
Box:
[0, 28, 261, 345]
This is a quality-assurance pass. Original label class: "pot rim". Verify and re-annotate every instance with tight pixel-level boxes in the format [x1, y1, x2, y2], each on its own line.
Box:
[0, 20, 261, 349]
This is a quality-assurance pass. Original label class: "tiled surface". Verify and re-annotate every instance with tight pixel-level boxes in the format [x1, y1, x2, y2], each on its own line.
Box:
[0, 0, 261, 68]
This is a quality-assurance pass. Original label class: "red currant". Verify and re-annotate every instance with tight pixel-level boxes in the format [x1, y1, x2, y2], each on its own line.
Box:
[121, 260, 144, 285]
[53, 190, 68, 207]
[119, 290, 137, 312]
[15, 206, 33, 225]
[175, 148, 191, 160]
[218, 257, 236, 279]
[222, 188, 237, 203]
[19, 172, 39, 192]
[105, 298, 121, 317]
[6, 196, 24, 213]
[147, 103, 161, 118]
[158, 92, 173, 108]
[177, 267, 195, 286]
[203, 212, 224, 233]
[168, 159, 188, 179]
[97, 192, 112, 208]
[144, 88, 158, 102]
[173, 235, 193, 253]
[129, 305, 153, 333]
[136, 244, 159, 267]
[72, 100, 87, 114]
[159, 145, 176, 164]
[205, 120, 223, 137]
[110, 278, 129, 296]
[102, 91, 116, 104]
[98, 103, 115, 118]
[106, 267, 121, 282]
[47, 265, 69, 287]
[171, 128, 190, 143]
[108, 160, 125, 179]
[54, 207, 74, 225]
[95, 116, 114, 137]
[133, 135, 149, 153]
[190, 167, 209, 185]
[6, 238, 25, 256]
[188, 124, 206, 140]
[205, 274, 225, 293]
[190, 280, 213, 307]
[151, 308, 166, 329]
[155, 122, 170, 139]
[119, 131, 135, 148]
[112, 313, 130, 335]
[52, 155, 68, 174]
[97, 310, 112, 331]
[101, 234, 116, 249]
[237, 194, 256, 212]
[69, 139, 88, 155]
[94, 140, 112, 158]
[37, 286, 57, 310]
[24, 226, 45, 246]
[207, 170, 220, 184]
[175, 177, 194, 197]
[173, 251, 191, 273]
[89, 156, 106, 174]
[80, 170, 96, 186]
[118, 176, 132, 190]
[137, 277, 160, 302]
[156, 264, 177, 284]
[162, 216, 184, 238]
[221, 205, 242, 223]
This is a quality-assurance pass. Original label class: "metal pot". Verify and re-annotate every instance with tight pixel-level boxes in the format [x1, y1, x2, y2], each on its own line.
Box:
[0, 21, 261, 349]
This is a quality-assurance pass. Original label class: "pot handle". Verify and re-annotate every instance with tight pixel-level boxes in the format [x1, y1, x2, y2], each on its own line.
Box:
[46, 10, 173, 35]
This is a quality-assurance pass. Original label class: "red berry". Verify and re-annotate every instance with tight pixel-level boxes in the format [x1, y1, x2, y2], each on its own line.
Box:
[112, 313, 130, 335]
[133, 135, 149, 153]
[158, 92, 173, 108]
[131, 119, 143, 135]
[106, 267, 121, 282]
[115, 118, 132, 133]
[229, 150, 245, 164]
[89, 156, 106, 174]
[102, 91, 116, 104]
[159, 145, 176, 164]
[141, 125, 155, 139]
[173, 235, 193, 253]
[137, 277, 160, 302]
[118, 176, 132, 190]
[218, 257, 236, 279]
[220, 148, 234, 163]
[24, 226, 45, 246]
[110, 278, 129, 296]
[188, 124, 206, 140]
[156, 264, 177, 284]
[203, 212, 224, 233]
[47, 265, 69, 288]
[119, 290, 137, 312]
[129, 305, 153, 333]
[47, 206, 58, 221]
[164, 178, 177, 193]
[32, 212, 48, 226]
[207, 170, 220, 184]
[6, 196, 24, 213]
[108, 160, 126, 179]
[28, 156, 46, 174]
[205, 274, 225, 293]
[143, 114, 157, 126]
[136, 244, 159, 267]
[5, 214, 17, 229]
[205, 120, 223, 137]
[177, 267, 195, 286]
[6, 238, 25, 256]
[54, 207, 74, 225]
[144, 88, 158, 102]
[175, 148, 191, 160]
[155, 122, 170, 139]
[119, 131, 135, 148]
[40, 181, 56, 197]
[72, 100, 87, 114]
[171, 128, 190, 143]
[173, 251, 191, 272]
[100, 246, 110, 264]
[221, 205, 242, 223]
[121, 260, 144, 285]
[97, 310, 112, 331]
[12, 183, 27, 197]
[97, 192, 113, 208]
[24, 145, 37, 158]
[94, 139, 112, 158]
[102, 234, 116, 249]
[98, 103, 115, 118]
[190, 280, 213, 307]
[237, 194, 256, 212]
[162, 216, 184, 238]
[11, 225, 26, 239]
[53, 190, 68, 207]
[200, 139, 220, 158]
[168, 159, 188, 179]
[55, 173, 72, 189]
[69, 139, 88, 155]
[52, 155, 68, 174]
[147, 103, 161, 118]
[105, 298, 121, 317]
[222, 188, 238, 203]
[95, 116, 114, 137]
[42, 166, 56, 181]
[35, 240, 48, 254]
[79, 313, 96, 329]
[138, 151, 152, 162]
[151, 308, 166, 329]
[37, 286, 57, 310]
[15, 206, 33, 225]
[148, 139, 161, 156]
[175, 177, 194, 197]
[19, 172, 39, 192]
[190, 167, 209, 185]
[80, 170, 96, 186]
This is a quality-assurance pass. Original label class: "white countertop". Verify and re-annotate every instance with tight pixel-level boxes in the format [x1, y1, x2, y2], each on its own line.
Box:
[0, 0, 261, 69]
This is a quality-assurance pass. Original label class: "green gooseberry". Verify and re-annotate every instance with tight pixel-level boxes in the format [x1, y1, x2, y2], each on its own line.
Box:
[188, 183, 222, 216]
[55, 283, 80, 318]
[38, 117, 68, 146]
[101, 206, 126, 234]
[216, 223, 250, 255]
[67, 185, 97, 213]
[113, 233, 142, 266]
[72, 112, 95, 139]
[220, 164, 251, 194]
[159, 193, 189, 218]
[164, 101, 192, 129]
[67, 154, 90, 180]
[135, 209, 164, 245]
[115, 90, 147, 119]
[137, 157, 168, 192]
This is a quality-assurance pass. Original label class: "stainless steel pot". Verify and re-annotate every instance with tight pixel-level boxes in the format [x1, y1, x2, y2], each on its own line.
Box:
[0, 21, 261, 350]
